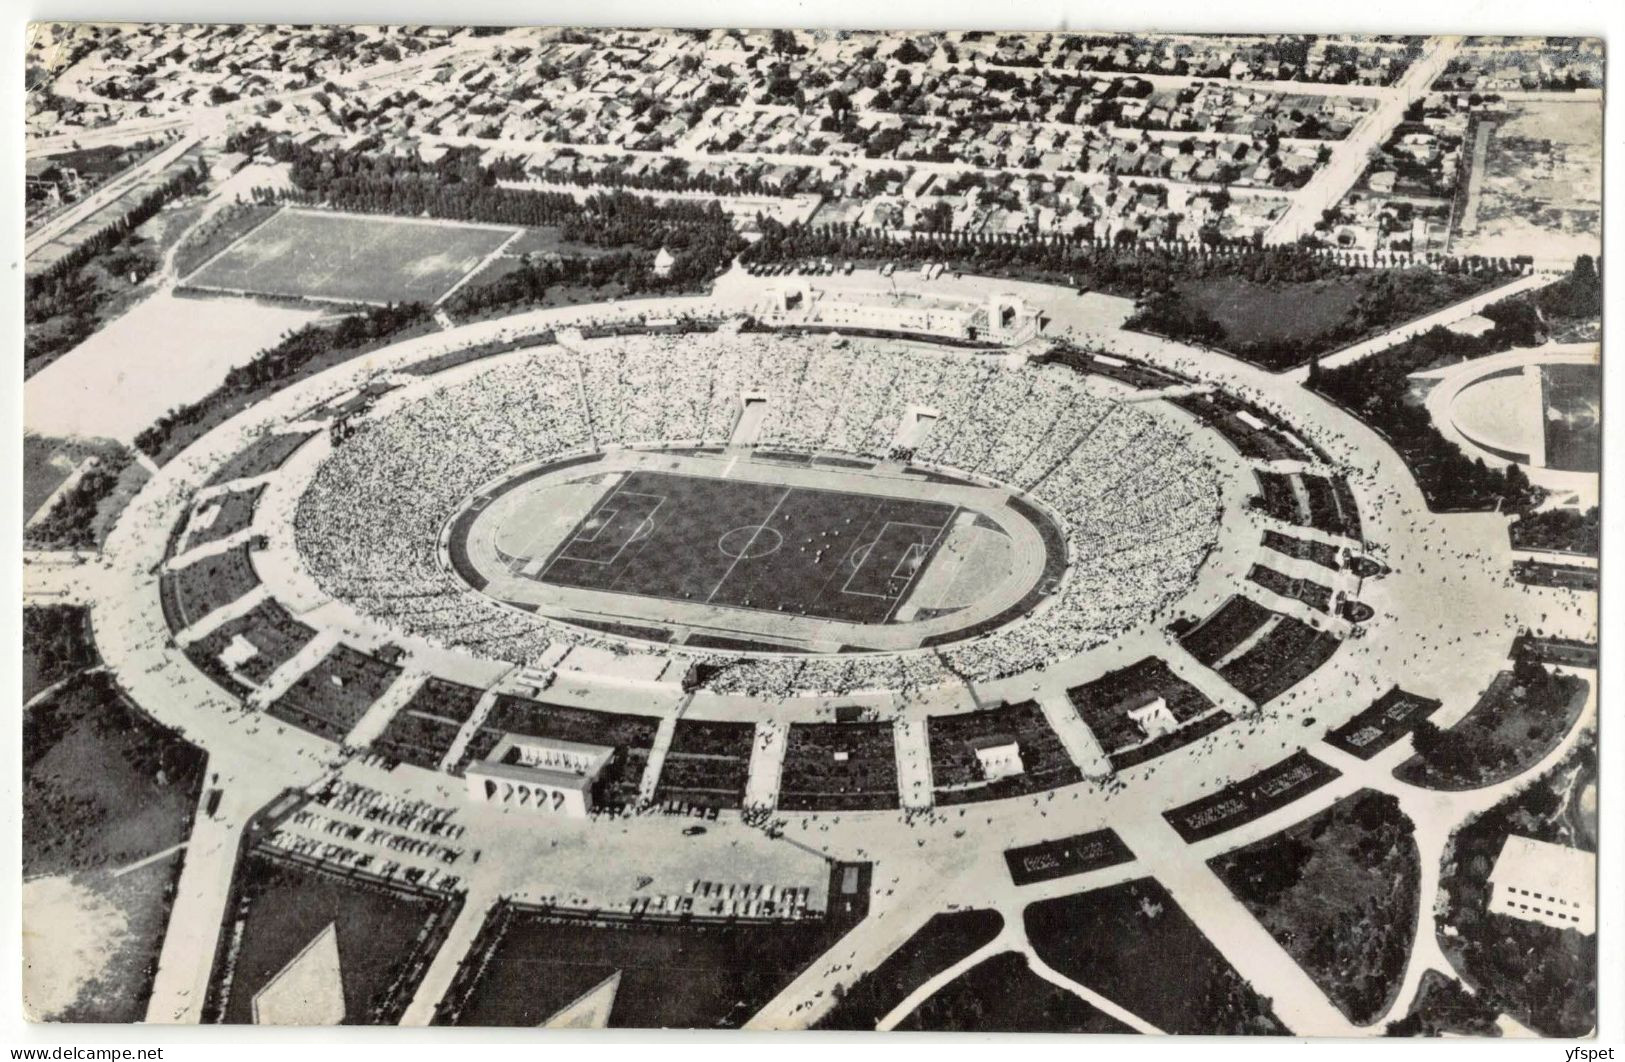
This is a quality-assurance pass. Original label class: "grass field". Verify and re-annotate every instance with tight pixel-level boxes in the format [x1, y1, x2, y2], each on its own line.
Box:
[185, 208, 515, 305]
[531, 471, 958, 625]
[211, 850, 459, 1025]
[1210, 789, 1420, 1024]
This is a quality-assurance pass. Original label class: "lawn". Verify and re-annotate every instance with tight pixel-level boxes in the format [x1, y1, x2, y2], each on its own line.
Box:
[186, 208, 516, 305]
[22, 605, 99, 703]
[533, 471, 958, 626]
[208, 849, 460, 1025]
[1025, 878, 1288, 1035]
[894, 951, 1132, 1033]
[439, 902, 864, 1028]
[817, 908, 1003, 1029]
[1396, 661, 1589, 790]
[1210, 789, 1421, 1024]
[22, 671, 205, 1022]
[1178, 275, 1363, 348]
[1134, 268, 1497, 371]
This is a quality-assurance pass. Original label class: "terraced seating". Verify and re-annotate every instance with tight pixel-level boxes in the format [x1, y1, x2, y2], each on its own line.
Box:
[162, 543, 262, 631]
[1177, 594, 1275, 666]
[372, 677, 485, 770]
[458, 696, 660, 806]
[1216, 616, 1342, 706]
[652, 718, 757, 809]
[183, 598, 316, 695]
[1247, 564, 1334, 613]
[1066, 657, 1217, 755]
[266, 644, 404, 743]
[778, 721, 900, 812]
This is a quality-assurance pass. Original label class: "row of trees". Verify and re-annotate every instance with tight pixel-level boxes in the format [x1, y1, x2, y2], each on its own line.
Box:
[26, 159, 207, 303]
[246, 138, 743, 283]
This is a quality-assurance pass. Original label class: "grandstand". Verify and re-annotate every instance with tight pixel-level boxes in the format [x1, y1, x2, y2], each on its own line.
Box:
[1214, 616, 1342, 706]
[266, 644, 404, 743]
[1177, 595, 1275, 667]
[926, 701, 1082, 804]
[182, 485, 265, 552]
[162, 543, 262, 632]
[652, 718, 757, 809]
[457, 697, 659, 807]
[778, 721, 900, 811]
[371, 677, 486, 770]
[1066, 657, 1218, 759]
[182, 599, 316, 696]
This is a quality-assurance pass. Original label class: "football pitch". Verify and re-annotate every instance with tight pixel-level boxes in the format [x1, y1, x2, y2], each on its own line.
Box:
[528, 471, 958, 625]
[184, 208, 516, 305]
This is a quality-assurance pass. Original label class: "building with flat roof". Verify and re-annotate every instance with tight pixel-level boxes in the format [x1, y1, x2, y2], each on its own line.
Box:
[465, 734, 616, 818]
[1487, 834, 1595, 934]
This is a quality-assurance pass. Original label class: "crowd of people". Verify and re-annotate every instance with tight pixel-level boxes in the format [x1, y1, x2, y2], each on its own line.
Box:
[291, 330, 1225, 696]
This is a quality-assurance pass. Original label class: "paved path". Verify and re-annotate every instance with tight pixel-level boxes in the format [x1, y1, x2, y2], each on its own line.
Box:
[1285, 271, 1562, 381]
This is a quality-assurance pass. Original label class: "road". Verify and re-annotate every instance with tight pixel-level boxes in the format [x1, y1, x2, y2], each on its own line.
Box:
[1268, 37, 1464, 243]
[25, 133, 200, 260]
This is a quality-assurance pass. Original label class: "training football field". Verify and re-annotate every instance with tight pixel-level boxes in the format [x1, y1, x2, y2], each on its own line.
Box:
[530, 471, 958, 625]
[185, 208, 515, 305]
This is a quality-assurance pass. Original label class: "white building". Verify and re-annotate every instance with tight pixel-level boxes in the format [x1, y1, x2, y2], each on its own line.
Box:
[1487, 835, 1595, 934]
[973, 738, 1025, 781]
[465, 734, 616, 818]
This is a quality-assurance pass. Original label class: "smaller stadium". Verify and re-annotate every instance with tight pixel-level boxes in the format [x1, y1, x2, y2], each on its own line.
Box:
[183, 207, 516, 305]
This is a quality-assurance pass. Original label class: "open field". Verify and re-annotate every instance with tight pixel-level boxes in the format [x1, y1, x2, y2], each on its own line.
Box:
[1455, 101, 1602, 262]
[209, 850, 459, 1025]
[1211, 790, 1420, 1024]
[1025, 879, 1288, 1035]
[895, 951, 1132, 1033]
[534, 470, 959, 625]
[185, 208, 515, 305]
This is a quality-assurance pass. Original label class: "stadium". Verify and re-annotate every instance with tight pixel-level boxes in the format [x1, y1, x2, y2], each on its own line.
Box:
[141, 294, 1384, 794]
[53, 269, 1600, 1033]
[22, 24, 1601, 1038]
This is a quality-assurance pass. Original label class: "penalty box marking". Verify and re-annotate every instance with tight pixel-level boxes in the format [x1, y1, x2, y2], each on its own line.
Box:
[839, 513, 957, 600]
[550, 487, 668, 569]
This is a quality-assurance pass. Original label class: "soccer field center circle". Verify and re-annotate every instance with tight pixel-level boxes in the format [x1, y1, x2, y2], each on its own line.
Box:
[717, 524, 783, 561]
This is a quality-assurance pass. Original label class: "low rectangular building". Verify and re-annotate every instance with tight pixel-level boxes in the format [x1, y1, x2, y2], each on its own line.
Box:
[465, 734, 616, 818]
[1487, 835, 1595, 934]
